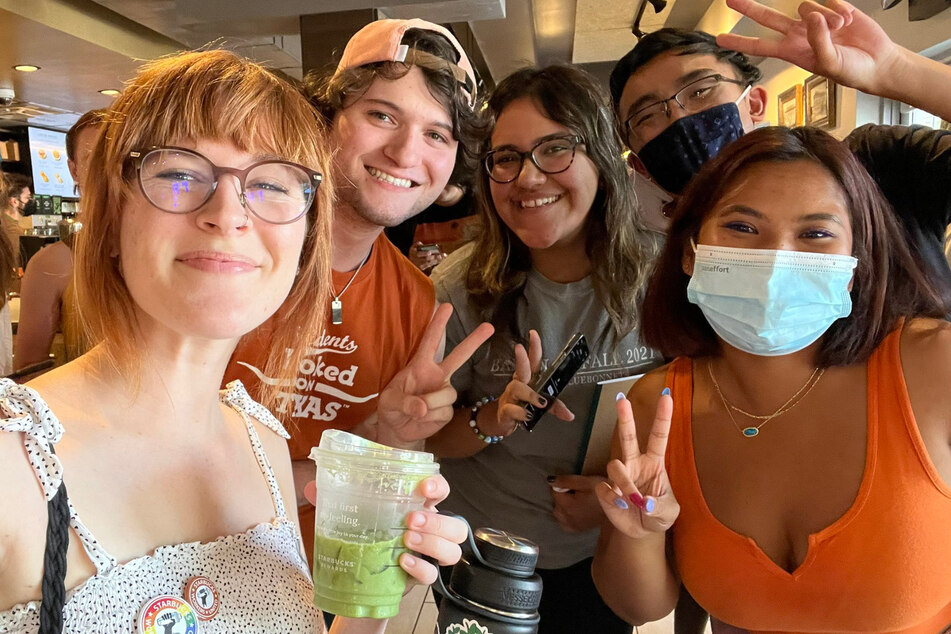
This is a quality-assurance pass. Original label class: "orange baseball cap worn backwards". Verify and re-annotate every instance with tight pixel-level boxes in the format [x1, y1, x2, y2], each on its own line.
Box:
[334, 18, 477, 107]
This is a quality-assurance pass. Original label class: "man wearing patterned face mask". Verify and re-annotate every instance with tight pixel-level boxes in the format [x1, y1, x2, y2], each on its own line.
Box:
[610, 29, 767, 197]
[610, 7, 951, 315]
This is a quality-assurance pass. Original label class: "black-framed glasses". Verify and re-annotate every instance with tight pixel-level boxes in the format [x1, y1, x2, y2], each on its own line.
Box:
[483, 135, 584, 184]
[129, 147, 322, 225]
[624, 74, 749, 148]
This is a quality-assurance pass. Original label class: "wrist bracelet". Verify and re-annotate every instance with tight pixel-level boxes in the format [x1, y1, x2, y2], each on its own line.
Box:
[469, 396, 502, 443]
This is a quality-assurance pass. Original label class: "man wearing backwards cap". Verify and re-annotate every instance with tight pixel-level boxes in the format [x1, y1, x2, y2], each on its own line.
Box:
[225, 18, 491, 563]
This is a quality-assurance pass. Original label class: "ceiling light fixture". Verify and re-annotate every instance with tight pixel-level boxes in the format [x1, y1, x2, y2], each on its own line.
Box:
[99, 89, 120, 96]
[13, 65, 40, 72]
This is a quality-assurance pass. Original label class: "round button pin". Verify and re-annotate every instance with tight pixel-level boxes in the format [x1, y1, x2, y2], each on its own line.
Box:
[137, 595, 200, 634]
[184, 576, 220, 621]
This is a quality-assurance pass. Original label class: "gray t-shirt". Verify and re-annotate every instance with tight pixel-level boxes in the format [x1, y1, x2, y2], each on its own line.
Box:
[432, 244, 662, 568]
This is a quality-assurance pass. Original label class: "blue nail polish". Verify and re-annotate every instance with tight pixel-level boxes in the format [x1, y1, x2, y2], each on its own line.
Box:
[616, 392, 626, 402]
[614, 498, 629, 510]
[644, 498, 655, 513]
[662, 387, 671, 396]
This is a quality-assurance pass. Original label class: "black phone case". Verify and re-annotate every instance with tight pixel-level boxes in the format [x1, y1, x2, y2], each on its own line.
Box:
[522, 333, 589, 431]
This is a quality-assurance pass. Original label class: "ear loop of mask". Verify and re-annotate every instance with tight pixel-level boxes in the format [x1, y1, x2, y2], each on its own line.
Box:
[735, 84, 752, 105]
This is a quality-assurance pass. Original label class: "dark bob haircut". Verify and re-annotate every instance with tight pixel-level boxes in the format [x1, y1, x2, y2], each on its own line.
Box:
[609, 29, 762, 111]
[640, 126, 948, 367]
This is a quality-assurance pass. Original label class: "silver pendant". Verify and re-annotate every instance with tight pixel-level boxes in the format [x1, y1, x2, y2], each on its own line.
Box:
[331, 299, 343, 325]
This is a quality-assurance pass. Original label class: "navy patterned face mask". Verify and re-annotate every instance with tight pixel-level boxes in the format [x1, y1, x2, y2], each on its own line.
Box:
[637, 100, 746, 194]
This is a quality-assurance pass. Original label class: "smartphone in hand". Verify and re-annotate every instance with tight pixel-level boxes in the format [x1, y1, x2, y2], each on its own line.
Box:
[523, 333, 589, 431]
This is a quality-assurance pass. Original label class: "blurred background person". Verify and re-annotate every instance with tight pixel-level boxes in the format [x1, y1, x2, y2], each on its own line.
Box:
[1, 173, 31, 245]
[14, 109, 105, 373]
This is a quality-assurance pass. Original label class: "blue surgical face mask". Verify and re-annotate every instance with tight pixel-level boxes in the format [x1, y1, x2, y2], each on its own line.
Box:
[686, 243, 858, 356]
[637, 86, 751, 194]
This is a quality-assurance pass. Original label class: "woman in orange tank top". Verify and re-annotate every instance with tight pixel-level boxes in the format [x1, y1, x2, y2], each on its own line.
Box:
[590, 124, 951, 633]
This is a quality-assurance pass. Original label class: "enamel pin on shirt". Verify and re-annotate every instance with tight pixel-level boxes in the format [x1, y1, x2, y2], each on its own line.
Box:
[184, 576, 221, 621]
[137, 595, 200, 634]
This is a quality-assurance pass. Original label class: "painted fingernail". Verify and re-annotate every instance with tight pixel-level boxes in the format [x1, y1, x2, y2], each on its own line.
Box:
[616, 392, 626, 402]
[546, 475, 556, 483]
[538, 397, 548, 407]
[644, 497, 656, 514]
[662, 387, 671, 396]
[614, 497, 629, 510]
[629, 491, 647, 509]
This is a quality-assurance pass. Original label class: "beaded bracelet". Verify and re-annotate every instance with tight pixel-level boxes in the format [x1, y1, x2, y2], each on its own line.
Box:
[469, 396, 502, 444]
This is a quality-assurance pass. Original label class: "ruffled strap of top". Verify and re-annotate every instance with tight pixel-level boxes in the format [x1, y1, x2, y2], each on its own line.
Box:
[0, 378, 65, 500]
[220, 380, 290, 520]
[0, 378, 117, 573]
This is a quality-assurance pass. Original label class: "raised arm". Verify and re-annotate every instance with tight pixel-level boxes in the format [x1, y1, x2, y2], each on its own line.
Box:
[592, 370, 680, 624]
[718, 0, 951, 122]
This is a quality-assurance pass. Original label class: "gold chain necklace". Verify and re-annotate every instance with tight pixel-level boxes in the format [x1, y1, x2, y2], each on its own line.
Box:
[707, 360, 825, 438]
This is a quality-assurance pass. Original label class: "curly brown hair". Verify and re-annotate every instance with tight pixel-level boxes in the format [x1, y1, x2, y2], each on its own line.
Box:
[304, 27, 486, 178]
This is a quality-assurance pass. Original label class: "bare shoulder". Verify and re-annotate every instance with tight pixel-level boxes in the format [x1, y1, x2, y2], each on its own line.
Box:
[241, 407, 297, 500]
[24, 240, 72, 276]
[900, 319, 951, 482]
[628, 364, 671, 413]
[0, 398, 52, 609]
[252, 415, 294, 465]
[901, 318, 951, 376]
[25, 359, 95, 414]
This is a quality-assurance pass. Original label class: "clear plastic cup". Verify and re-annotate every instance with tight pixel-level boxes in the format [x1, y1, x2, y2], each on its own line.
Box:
[309, 430, 439, 618]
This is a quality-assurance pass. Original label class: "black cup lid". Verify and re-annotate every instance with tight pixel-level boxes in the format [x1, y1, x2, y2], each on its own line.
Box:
[473, 528, 539, 577]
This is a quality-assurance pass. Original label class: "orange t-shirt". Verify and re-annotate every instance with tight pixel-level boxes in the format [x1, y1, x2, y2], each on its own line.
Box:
[224, 234, 435, 562]
[665, 327, 951, 633]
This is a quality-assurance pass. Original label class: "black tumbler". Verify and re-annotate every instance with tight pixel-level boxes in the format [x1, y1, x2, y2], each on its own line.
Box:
[432, 525, 542, 634]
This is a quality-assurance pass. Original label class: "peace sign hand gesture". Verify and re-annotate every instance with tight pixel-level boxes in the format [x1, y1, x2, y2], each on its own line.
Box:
[717, 0, 900, 96]
[376, 303, 494, 447]
[495, 329, 574, 434]
[596, 390, 679, 540]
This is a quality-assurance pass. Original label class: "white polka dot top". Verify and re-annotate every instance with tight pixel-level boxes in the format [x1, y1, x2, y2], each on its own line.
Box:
[0, 379, 325, 633]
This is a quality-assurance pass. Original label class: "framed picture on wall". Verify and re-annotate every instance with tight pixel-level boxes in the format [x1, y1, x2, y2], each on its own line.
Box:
[804, 74, 837, 128]
[777, 85, 803, 127]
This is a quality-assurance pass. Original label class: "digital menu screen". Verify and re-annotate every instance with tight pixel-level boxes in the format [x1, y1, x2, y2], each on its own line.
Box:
[28, 127, 75, 198]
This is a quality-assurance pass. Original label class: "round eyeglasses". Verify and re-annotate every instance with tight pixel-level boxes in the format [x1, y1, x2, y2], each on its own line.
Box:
[130, 147, 322, 225]
[624, 74, 749, 149]
[483, 135, 584, 184]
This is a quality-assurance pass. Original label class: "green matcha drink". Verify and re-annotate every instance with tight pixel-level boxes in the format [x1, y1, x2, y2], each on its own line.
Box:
[312, 532, 407, 618]
[310, 430, 439, 618]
